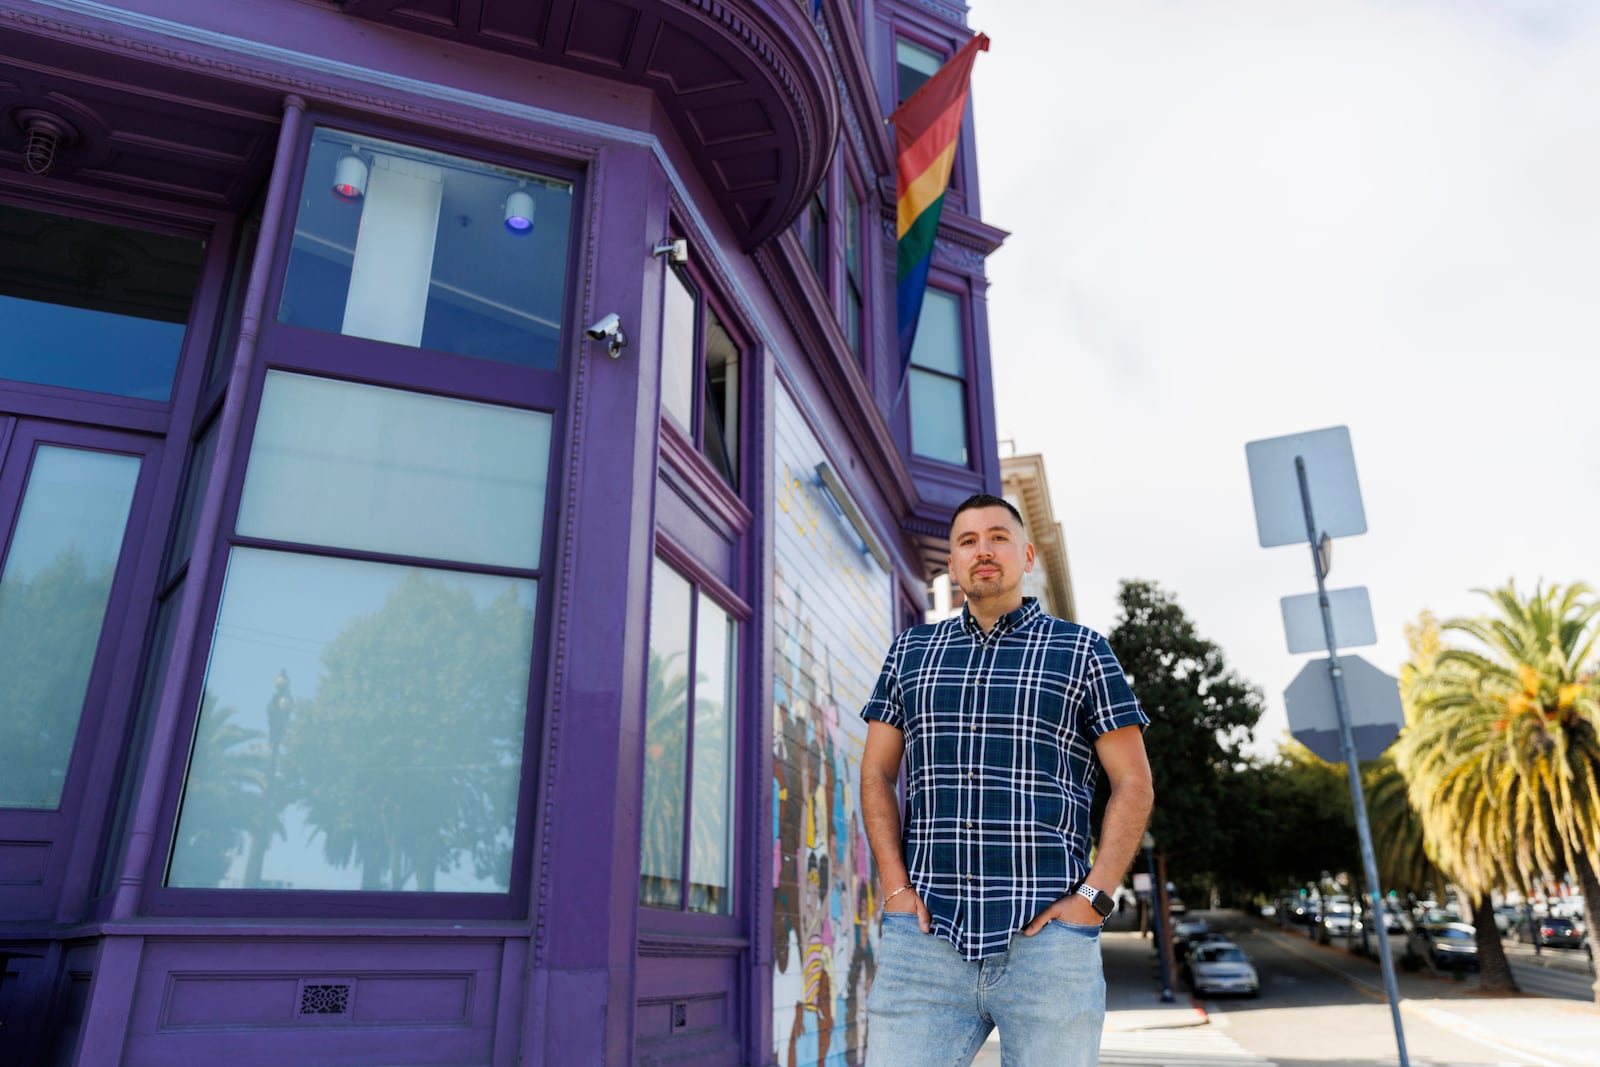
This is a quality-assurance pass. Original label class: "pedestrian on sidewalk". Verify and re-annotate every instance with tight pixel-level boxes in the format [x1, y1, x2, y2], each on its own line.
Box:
[859, 493, 1155, 1067]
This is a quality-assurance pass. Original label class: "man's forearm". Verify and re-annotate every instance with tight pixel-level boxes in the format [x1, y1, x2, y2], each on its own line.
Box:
[860, 769, 910, 891]
[1085, 776, 1154, 892]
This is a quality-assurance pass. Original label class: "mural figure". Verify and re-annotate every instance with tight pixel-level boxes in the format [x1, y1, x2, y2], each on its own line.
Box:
[771, 405, 893, 1067]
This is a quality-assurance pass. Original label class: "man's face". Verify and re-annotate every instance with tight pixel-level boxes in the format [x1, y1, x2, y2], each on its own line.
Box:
[947, 505, 1034, 604]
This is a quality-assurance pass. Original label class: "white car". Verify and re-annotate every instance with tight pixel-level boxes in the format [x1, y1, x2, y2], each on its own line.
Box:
[1185, 941, 1261, 997]
[1322, 902, 1353, 937]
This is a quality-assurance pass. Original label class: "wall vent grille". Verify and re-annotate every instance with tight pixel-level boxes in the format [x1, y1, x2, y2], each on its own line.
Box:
[299, 983, 351, 1016]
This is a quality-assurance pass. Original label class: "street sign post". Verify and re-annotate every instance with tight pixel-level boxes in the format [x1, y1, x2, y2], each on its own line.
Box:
[1245, 426, 1410, 1067]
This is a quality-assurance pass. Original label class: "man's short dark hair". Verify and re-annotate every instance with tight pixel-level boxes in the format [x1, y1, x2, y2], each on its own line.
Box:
[951, 492, 1024, 532]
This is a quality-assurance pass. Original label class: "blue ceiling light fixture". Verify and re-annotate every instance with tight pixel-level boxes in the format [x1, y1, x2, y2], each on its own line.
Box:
[503, 187, 535, 235]
[331, 152, 368, 202]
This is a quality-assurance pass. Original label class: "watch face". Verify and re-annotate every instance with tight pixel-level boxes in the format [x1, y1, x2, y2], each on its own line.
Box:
[1091, 891, 1114, 917]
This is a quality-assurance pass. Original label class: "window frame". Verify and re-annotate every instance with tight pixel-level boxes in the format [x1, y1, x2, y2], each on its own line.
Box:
[657, 256, 749, 495]
[0, 422, 166, 919]
[636, 535, 751, 940]
[904, 279, 974, 469]
[143, 117, 582, 920]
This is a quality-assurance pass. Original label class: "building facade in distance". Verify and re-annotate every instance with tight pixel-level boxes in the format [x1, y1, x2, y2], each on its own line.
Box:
[0, 1, 1005, 1064]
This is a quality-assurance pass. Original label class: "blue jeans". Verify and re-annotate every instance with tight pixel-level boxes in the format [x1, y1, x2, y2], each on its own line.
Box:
[864, 912, 1105, 1067]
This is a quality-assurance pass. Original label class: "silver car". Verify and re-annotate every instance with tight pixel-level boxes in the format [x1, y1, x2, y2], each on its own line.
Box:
[1185, 941, 1261, 997]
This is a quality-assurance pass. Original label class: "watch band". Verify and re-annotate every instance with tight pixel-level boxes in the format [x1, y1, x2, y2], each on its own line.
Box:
[1075, 881, 1114, 918]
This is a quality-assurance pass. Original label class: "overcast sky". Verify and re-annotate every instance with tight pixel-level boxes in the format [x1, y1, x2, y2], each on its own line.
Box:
[969, 0, 1600, 754]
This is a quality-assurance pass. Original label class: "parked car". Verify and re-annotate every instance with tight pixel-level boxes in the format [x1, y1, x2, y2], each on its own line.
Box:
[1321, 901, 1354, 937]
[1183, 941, 1261, 997]
[1179, 930, 1232, 964]
[1533, 916, 1585, 949]
[1421, 922, 1479, 970]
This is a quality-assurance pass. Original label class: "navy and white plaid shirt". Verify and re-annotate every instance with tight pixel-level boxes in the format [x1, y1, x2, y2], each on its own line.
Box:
[861, 597, 1148, 960]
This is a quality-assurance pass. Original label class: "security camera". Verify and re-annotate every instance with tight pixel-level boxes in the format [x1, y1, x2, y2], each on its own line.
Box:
[652, 237, 689, 264]
[585, 313, 621, 340]
[584, 313, 627, 358]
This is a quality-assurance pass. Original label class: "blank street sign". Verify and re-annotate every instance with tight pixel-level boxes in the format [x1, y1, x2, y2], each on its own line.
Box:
[1281, 587, 1377, 654]
[1245, 426, 1367, 548]
[1284, 654, 1404, 763]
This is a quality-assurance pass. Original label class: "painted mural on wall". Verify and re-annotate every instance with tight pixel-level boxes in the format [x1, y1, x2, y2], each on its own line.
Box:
[772, 387, 894, 1067]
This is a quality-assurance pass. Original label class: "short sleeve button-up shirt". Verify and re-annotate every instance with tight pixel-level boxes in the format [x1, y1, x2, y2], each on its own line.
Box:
[860, 597, 1148, 960]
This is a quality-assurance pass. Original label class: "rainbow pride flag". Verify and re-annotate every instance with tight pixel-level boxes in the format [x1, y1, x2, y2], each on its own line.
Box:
[891, 32, 989, 374]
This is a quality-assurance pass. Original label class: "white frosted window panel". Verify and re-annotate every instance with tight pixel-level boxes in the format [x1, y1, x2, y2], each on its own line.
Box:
[661, 269, 695, 431]
[0, 446, 140, 808]
[909, 289, 963, 375]
[168, 548, 534, 892]
[688, 600, 735, 914]
[909, 370, 968, 466]
[640, 559, 692, 907]
[341, 155, 443, 347]
[238, 373, 550, 569]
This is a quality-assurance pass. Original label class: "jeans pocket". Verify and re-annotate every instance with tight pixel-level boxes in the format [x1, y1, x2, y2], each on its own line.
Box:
[1046, 918, 1103, 936]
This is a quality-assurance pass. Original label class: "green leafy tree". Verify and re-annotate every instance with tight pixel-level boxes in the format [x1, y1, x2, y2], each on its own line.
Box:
[1229, 742, 1357, 899]
[1106, 579, 1264, 896]
[1396, 587, 1600, 1003]
[281, 571, 533, 891]
[1361, 752, 1445, 904]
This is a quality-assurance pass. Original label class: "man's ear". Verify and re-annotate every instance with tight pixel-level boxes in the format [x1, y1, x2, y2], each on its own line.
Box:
[1024, 543, 1036, 572]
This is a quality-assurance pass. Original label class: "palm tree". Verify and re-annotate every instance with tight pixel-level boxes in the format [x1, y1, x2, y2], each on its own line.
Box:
[1362, 753, 1445, 904]
[1395, 587, 1600, 1005]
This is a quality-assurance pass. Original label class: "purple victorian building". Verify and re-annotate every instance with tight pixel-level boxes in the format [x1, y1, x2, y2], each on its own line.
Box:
[0, 1, 1005, 1063]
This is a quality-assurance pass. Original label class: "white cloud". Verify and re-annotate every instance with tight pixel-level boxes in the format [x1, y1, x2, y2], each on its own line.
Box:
[970, 0, 1600, 753]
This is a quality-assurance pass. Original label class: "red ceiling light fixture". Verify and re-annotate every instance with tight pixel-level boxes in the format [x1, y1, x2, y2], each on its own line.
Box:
[331, 151, 369, 202]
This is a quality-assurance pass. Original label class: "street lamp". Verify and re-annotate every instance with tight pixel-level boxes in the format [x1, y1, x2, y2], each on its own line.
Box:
[1143, 831, 1175, 1003]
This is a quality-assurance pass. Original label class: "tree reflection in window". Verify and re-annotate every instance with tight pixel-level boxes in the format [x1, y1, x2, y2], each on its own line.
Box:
[169, 554, 533, 892]
[639, 559, 736, 913]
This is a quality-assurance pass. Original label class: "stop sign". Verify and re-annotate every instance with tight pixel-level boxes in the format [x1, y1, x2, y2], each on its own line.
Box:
[1284, 654, 1404, 763]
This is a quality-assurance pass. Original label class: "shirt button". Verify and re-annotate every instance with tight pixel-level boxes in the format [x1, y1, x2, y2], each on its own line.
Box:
[967, 772, 975, 779]
[966, 821, 974, 829]
[966, 874, 973, 881]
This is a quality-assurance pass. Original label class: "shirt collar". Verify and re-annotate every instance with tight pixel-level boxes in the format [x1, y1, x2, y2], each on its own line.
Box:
[960, 596, 1041, 639]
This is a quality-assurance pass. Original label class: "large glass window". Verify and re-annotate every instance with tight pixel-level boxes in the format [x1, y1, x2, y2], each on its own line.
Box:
[169, 549, 534, 892]
[236, 373, 550, 568]
[0, 204, 203, 401]
[640, 559, 737, 914]
[805, 185, 829, 282]
[896, 38, 943, 103]
[278, 127, 574, 370]
[843, 174, 866, 360]
[908, 288, 969, 466]
[659, 267, 742, 489]
[168, 374, 550, 894]
[0, 445, 141, 808]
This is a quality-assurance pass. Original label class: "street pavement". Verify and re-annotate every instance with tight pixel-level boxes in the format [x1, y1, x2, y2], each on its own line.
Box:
[969, 908, 1598, 1065]
[1253, 914, 1596, 1067]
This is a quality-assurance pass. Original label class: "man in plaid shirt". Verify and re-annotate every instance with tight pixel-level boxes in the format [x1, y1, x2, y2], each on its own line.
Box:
[860, 493, 1154, 1066]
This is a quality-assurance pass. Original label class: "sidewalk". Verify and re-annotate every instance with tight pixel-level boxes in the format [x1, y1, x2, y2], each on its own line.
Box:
[1251, 915, 1598, 1067]
[1101, 919, 1207, 1032]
